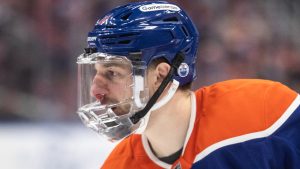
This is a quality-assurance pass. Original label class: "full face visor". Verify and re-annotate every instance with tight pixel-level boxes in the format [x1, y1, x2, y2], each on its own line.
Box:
[77, 52, 148, 141]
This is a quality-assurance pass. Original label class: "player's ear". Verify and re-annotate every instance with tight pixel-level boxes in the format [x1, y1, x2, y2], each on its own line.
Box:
[154, 62, 170, 87]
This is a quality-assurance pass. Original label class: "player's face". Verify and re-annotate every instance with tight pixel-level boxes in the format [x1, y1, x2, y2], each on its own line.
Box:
[90, 62, 133, 116]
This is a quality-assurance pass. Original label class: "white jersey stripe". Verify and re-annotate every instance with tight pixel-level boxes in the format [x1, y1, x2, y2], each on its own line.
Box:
[182, 92, 197, 154]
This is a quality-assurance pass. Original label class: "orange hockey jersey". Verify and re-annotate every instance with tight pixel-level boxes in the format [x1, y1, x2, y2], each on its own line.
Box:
[101, 79, 300, 169]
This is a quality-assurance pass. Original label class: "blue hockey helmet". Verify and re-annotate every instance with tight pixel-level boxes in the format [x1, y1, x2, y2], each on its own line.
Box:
[87, 1, 199, 86]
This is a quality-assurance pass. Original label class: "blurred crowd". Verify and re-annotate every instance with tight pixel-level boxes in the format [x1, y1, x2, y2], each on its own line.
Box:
[0, 0, 299, 121]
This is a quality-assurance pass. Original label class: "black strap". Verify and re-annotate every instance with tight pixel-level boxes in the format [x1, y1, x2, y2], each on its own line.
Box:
[148, 140, 183, 164]
[130, 53, 185, 124]
[159, 148, 183, 164]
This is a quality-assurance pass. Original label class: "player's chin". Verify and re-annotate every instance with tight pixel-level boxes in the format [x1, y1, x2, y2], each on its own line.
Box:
[112, 106, 130, 116]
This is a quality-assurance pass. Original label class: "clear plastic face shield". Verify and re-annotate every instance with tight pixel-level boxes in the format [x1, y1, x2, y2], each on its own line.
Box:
[77, 52, 148, 141]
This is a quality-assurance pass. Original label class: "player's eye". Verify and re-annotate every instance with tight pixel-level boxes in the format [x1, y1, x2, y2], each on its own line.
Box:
[107, 70, 118, 77]
[104, 69, 122, 81]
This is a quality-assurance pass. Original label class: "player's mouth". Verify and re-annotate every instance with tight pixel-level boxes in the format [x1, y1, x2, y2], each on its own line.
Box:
[96, 94, 105, 102]
[95, 95, 129, 116]
[95, 94, 117, 106]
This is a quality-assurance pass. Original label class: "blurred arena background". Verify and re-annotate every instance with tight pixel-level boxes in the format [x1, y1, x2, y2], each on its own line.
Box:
[0, 0, 299, 168]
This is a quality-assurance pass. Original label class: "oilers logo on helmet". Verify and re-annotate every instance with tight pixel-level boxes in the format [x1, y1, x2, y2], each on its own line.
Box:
[177, 62, 189, 77]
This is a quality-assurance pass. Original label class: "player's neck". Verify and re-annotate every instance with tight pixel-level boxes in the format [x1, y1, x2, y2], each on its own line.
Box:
[144, 89, 192, 158]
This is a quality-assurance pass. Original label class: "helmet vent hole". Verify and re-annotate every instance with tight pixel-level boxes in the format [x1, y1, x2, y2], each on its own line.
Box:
[106, 25, 116, 28]
[184, 47, 191, 53]
[163, 17, 179, 22]
[119, 33, 138, 37]
[181, 26, 189, 37]
[118, 40, 131, 44]
[120, 12, 132, 20]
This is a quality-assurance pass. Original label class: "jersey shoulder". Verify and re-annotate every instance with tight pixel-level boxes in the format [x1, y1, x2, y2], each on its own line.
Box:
[101, 134, 143, 169]
[196, 79, 293, 97]
[195, 79, 297, 116]
[191, 79, 298, 154]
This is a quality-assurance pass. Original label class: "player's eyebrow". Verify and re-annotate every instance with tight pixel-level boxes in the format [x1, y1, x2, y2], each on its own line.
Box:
[102, 62, 131, 69]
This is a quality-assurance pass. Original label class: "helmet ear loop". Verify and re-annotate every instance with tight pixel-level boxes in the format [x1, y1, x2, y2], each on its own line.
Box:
[130, 52, 185, 124]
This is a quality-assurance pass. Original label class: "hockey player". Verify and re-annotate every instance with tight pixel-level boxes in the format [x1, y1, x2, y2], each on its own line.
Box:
[76, 1, 300, 169]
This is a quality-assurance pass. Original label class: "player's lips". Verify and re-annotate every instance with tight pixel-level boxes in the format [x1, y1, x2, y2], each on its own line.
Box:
[96, 97, 125, 115]
[96, 94, 105, 102]
[96, 95, 115, 105]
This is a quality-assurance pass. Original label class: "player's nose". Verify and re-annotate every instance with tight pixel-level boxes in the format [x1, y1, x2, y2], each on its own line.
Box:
[90, 75, 109, 101]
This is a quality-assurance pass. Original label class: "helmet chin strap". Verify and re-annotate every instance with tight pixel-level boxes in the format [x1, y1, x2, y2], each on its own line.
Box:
[130, 52, 185, 124]
[135, 79, 179, 134]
